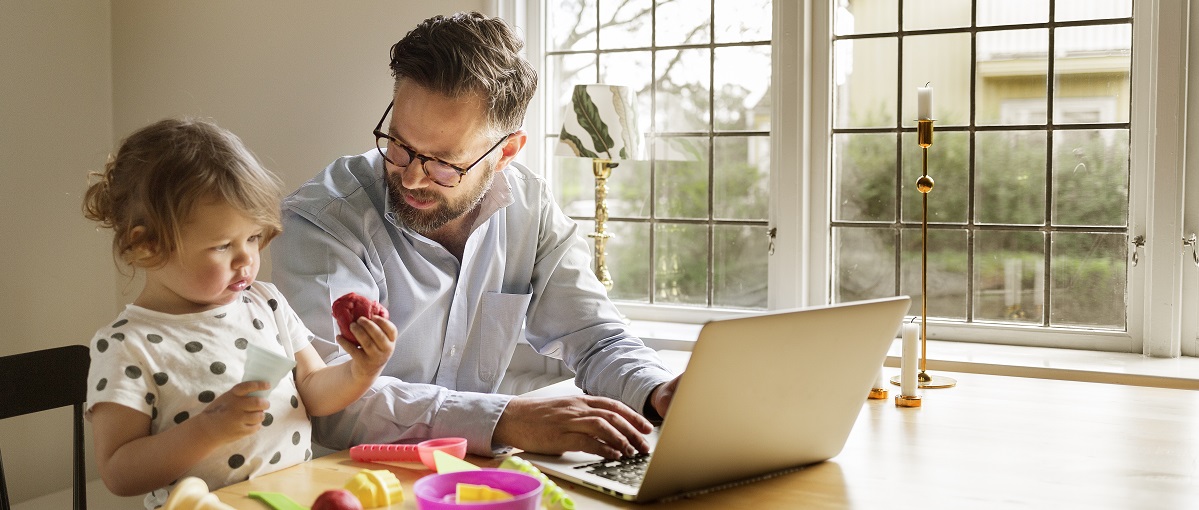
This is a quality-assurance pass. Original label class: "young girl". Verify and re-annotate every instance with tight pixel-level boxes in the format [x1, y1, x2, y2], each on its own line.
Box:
[82, 118, 397, 509]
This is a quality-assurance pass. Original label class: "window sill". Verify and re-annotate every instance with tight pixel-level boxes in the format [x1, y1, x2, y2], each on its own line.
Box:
[628, 320, 1199, 390]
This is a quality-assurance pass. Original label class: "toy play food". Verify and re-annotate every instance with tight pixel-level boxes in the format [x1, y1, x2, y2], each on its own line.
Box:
[499, 456, 575, 510]
[332, 292, 388, 345]
[455, 483, 514, 502]
[344, 469, 404, 508]
[162, 477, 236, 510]
[312, 489, 365, 510]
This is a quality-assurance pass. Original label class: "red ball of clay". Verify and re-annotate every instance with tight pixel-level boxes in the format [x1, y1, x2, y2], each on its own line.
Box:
[312, 489, 364, 510]
[332, 292, 388, 346]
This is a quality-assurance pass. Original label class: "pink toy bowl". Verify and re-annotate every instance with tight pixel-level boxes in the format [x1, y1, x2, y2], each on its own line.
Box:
[414, 469, 543, 510]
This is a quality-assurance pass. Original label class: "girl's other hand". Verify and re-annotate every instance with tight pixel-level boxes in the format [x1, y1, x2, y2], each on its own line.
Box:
[196, 381, 271, 443]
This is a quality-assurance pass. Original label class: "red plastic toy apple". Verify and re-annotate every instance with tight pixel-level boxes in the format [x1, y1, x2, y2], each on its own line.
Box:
[332, 292, 388, 346]
[312, 489, 363, 510]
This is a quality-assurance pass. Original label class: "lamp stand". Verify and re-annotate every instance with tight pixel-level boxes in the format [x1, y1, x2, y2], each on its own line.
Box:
[589, 159, 615, 291]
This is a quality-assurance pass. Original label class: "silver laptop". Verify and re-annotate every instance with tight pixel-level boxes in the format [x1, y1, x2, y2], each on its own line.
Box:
[524, 296, 910, 502]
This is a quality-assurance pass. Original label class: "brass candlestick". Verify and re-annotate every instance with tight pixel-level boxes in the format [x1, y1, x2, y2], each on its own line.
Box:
[589, 159, 615, 291]
[892, 118, 956, 389]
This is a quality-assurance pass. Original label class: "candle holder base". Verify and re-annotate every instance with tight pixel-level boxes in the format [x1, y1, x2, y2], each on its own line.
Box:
[890, 373, 957, 389]
[895, 394, 922, 408]
[868, 388, 889, 400]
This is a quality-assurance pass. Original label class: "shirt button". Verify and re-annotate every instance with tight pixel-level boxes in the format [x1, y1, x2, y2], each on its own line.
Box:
[449, 346, 458, 357]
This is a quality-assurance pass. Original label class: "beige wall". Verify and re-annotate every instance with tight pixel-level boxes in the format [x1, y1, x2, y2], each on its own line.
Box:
[2, 0, 487, 504]
[0, 0, 116, 505]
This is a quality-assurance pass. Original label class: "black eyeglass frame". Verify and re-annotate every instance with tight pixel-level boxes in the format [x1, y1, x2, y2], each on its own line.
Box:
[373, 101, 513, 188]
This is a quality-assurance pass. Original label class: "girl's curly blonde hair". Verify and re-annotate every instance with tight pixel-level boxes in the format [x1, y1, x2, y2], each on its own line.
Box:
[83, 118, 283, 269]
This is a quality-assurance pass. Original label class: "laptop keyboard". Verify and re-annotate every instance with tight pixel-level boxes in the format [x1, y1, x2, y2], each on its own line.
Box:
[575, 453, 652, 487]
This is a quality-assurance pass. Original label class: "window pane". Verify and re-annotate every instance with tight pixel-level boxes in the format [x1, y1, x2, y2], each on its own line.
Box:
[834, 227, 896, 303]
[974, 230, 1044, 324]
[654, 48, 711, 133]
[834, 133, 896, 222]
[1050, 232, 1126, 329]
[714, 45, 772, 131]
[976, 29, 1048, 126]
[1052, 129, 1129, 227]
[655, 223, 708, 305]
[655, 0, 710, 46]
[714, 136, 769, 221]
[903, 33, 972, 127]
[1056, 0, 1131, 22]
[833, 37, 898, 128]
[655, 136, 709, 219]
[901, 228, 968, 319]
[903, 0, 970, 31]
[902, 131, 968, 224]
[978, 0, 1047, 26]
[547, 53, 598, 137]
[550, 0, 597, 51]
[1053, 25, 1131, 125]
[714, 224, 769, 308]
[834, 0, 897, 36]
[975, 130, 1046, 225]
[552, 154, 597, 218]
[605, 220, 652, 302]
[714, 0, 771, 43]
[598, 50, 653, 136]
[607, 158, 652, 218]
[556, 160, 651, 221]
[599, 0, 652, 49]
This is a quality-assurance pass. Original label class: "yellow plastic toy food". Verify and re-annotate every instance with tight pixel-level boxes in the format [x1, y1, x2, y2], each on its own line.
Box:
[499, 456, 575, 510]
[344, 469, 404, 508]
[455, 482, 514, 502]
[162, 477, 237, 510]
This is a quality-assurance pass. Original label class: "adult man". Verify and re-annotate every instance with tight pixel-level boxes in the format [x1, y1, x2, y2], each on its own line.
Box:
[271, 11, 679, 459]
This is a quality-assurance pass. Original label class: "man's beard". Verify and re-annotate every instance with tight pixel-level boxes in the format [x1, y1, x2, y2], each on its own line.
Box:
[387, 164, 495, 235]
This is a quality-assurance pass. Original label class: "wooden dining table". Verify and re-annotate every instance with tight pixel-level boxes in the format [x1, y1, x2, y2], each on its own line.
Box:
[214, 354, 1199, 509]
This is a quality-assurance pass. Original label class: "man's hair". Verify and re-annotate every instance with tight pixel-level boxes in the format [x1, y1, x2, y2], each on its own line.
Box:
[82, 118, 283, 269]
[389, 11, 538, 137]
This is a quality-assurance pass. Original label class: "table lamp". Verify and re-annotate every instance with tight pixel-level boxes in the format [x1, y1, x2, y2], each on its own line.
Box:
[556, 84, 642, 291]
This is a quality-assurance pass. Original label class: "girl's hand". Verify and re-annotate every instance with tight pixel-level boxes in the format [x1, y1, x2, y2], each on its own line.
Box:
[196, 381, 271, 443]
[338, 315, 397, 380]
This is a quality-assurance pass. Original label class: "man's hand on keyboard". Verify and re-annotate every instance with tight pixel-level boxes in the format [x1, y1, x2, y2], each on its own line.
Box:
[494, 395, 654, 460]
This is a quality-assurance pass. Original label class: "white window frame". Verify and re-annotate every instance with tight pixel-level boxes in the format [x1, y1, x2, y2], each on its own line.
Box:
[1176, 0, 1198, 357]
[515, 0, 1195, 358]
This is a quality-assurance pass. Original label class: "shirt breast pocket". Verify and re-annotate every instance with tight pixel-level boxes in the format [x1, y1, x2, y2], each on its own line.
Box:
[476, 291, 532, 385]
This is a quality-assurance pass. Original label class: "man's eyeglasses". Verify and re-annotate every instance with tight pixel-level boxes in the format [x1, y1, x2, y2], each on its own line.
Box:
[373, 101, 512, 188]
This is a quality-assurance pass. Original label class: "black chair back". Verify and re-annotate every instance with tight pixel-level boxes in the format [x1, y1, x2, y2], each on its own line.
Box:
[0, 345, 90, 510]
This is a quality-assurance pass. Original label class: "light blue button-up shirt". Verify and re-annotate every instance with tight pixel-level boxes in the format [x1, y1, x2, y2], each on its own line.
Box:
[270, 150, 674, 455]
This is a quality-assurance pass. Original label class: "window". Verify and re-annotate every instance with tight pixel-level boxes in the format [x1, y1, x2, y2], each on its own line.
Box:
[526, 0, 1195, 356]
[831, 0, 1131, 331]
[536, 0, 775, 316]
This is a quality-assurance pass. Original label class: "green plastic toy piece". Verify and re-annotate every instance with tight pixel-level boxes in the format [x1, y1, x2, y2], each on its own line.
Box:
[499, 456, 576, 510]
[248, 491, 309, 510]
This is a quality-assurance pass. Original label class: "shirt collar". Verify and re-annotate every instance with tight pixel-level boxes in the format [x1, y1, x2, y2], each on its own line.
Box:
[471, 168, 515, 231]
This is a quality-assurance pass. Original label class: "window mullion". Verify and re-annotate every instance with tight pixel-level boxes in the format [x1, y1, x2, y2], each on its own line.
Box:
[1130, 0, 1189, 358]
[771, 0, 815, 309]
[1180, 1, 1199, 357]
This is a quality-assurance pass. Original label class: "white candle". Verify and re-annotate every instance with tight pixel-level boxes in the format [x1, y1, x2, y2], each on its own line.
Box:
[917, 85, 933, 120]
[901, 323, 920, 396]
